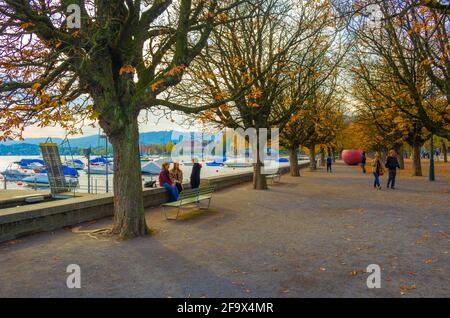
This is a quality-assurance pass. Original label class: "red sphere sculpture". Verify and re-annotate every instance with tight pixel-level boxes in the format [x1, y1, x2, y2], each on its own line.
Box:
[342, 149, 363, 165]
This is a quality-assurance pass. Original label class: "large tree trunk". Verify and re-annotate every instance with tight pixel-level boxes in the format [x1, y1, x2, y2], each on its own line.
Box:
[442, 140, 448, 163]
[396, 145, 405, 169]
[109, 116, 149, 239]
[412, 142, 423, 177]
[320, 146, 326, 167]
[253, 161, 268, 189]
[332, 147, 336, 163]
[309, 145, 317, 171]
[289, 147, 300, 177]
[253, 136, 267, 190]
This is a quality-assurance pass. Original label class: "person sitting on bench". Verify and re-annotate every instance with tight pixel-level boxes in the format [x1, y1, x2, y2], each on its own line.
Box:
[170, 162, 184, 194]
[159, 162, 179, 202]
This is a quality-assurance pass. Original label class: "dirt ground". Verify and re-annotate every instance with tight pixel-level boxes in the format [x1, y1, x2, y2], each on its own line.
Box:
[0, 162, 448, 298]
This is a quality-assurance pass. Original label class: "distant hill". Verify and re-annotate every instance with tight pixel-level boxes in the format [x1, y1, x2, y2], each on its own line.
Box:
[2, 130, 178, 147]
[0, 143, 41, 156]
[0, 130, 221, 155]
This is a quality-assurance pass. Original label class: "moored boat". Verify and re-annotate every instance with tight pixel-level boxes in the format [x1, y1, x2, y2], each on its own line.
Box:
[0, 164, 32, 181]
[65, 159, 85, 170]
[141, 161, 161, 175]
[15, 159, 45, 171]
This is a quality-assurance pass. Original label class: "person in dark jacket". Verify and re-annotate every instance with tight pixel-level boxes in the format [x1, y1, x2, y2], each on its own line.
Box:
[385, 149, 400, 189]
[326, 154, 333, 173]
[190, 157, 202, 189]
[360, 151, 367, 173]
[371, 152, 383, 190]
[159, 162, 179, 202]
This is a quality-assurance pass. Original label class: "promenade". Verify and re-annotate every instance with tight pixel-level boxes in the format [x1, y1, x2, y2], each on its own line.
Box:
[0, 162, 448, 297]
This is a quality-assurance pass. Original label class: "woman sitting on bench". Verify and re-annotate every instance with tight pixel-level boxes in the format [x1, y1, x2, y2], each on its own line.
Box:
[159, 162, 179, 202]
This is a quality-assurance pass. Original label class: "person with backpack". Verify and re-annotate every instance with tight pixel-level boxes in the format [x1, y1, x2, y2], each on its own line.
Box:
[371, 152, 384, 190]
[360, 151, 367, 173]
[385, 149, 400, 189]
[326, 154, 333, 173]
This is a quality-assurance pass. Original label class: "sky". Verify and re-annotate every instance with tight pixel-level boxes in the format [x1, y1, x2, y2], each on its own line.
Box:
[21, 112, 194, 139]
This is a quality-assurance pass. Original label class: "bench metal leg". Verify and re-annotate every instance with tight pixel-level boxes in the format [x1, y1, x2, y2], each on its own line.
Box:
[166, 206, 181, 220]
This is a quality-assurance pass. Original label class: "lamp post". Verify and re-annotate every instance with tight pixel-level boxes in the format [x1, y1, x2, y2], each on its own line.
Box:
[429, 134, 435, 181]
[83, 147, 91, 193]
[100, 134, 109, 192]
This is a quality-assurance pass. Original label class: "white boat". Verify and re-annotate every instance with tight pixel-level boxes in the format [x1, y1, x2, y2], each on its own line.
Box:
[0, 164, 32, 181]
[22, 174, 79, 188]
[85, 164, 114, 175]
[141, 161, 161, 175]
[65, 159, 85, 170]
[16, 159, 46, 171]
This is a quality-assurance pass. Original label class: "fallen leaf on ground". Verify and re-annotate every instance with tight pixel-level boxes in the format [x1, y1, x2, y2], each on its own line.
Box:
[425, 259, 434, 264]
[400, 284, 416, 291]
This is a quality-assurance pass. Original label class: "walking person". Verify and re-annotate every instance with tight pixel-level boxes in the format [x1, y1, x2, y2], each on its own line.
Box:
[360, 151, 367, 173]
[371, 152, 384, 190]
[159, 162, 179, 202]
[385, 149, 400, 189]
[170, 162, 184, 194]
[326, 154, 333, 173]
[190, 157, 202, 189]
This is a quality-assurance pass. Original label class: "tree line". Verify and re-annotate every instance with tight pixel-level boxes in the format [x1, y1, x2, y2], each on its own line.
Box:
[0, 0, 448, 238]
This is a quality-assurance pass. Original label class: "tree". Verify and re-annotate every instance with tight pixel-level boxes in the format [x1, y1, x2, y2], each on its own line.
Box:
[348, 0, 450, 139]
[0, 0, 246, 238]
[351, 57, 432, 175]
[174, 0, 344, 187]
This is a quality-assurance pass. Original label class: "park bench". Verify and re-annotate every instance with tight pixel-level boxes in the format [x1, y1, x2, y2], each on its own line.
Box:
[263, 168, 282, 183]
[162, 185, 216, 220]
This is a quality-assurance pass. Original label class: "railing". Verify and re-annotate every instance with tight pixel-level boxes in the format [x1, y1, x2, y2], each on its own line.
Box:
[0, 172, 160, 195]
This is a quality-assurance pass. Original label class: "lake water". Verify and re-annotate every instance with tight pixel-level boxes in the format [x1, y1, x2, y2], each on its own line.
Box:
[0, 155, 296, 194]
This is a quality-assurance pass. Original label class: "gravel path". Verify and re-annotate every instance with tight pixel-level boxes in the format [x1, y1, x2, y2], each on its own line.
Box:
[0, 162, 448, 297]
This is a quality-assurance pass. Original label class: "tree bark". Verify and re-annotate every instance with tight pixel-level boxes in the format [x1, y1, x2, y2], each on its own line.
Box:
[412, 142, 423, 177]
[253, 161, 268, 189]
[109, 116, 149, 239]
[253, 137, 267, 189]
[289, 148, 300, 177]
[397, 145, 405, 169]
[442, 140, 448, 163]
[320, 146, 326, 167]
[309, 145, 317, 171]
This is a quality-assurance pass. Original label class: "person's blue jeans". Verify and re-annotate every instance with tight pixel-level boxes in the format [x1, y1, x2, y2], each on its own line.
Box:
[373, 172, 380, 188]
[387, 170, 396, 188]
[163, 182, 179, 202]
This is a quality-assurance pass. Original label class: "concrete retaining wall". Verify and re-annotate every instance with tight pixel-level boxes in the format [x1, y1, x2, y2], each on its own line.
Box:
[0, 163, 308, 242]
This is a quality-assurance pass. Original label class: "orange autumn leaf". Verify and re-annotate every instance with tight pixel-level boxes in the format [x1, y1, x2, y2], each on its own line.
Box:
[400, 284, 417, 291]
[151, 80, 164, 92]
[119, 64, 136, 75]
